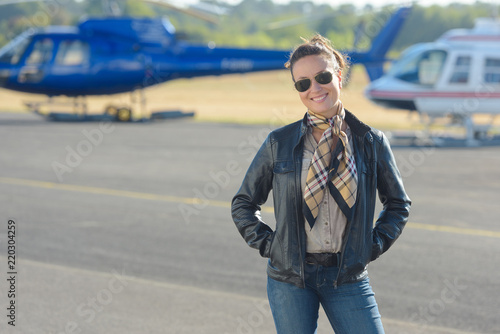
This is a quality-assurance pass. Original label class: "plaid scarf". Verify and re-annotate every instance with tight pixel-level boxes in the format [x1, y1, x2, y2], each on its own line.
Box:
[303, 106, 358, 229]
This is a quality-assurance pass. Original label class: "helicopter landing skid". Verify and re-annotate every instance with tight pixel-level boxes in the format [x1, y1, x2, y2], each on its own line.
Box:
[24, 98, 195, 122]
[386, 130, 500, 147]
[31, 109, 195, 122]
[386, 114, 500, 147]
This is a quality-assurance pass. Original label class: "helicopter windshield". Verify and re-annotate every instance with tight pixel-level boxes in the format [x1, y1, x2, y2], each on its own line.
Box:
[0, 31, 32, 64]
[389, 47, 447, 86]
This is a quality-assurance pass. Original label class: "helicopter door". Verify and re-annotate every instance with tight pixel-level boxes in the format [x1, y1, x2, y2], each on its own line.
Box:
[18, 38, 54, 83]
[484, 58, 500, 85]
[51, 39, 90, 93]
[448, 55, 472, 85]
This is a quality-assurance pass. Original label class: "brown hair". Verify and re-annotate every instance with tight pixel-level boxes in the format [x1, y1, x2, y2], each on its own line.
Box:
[285, 34, 349, 82]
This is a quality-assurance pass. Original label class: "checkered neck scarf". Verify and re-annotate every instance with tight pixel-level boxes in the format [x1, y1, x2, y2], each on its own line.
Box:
[303, 106, 358, 229]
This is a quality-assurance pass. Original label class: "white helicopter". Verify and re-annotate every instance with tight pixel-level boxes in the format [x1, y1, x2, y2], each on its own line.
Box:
[365, 16, 500, 146]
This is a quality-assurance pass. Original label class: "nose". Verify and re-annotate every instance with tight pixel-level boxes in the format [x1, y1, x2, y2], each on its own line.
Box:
[310, 78, 322, 92]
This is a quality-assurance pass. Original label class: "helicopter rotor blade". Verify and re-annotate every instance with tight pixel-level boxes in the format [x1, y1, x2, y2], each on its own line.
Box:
[0, 0, 40, 5]
[142, 0, 219, 24]
[0, 0, 221, 24]
[103, 0, 122, 16]
[0, 0, 122, 16]
[265, 12, 340, 31]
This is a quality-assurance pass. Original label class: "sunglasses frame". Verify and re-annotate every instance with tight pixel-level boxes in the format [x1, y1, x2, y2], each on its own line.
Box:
[294, 71, 334, 92]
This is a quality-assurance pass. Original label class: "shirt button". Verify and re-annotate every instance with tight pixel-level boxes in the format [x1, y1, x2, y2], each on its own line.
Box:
[325, 241, 330, 244]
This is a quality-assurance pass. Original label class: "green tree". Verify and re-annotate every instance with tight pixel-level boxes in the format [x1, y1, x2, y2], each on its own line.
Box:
[0, 0, 496, 53]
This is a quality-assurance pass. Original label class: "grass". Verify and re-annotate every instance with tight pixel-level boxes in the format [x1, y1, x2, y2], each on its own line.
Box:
[1, 67, 495, 131]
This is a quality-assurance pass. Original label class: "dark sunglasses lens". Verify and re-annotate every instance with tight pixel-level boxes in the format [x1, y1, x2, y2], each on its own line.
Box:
[294, 79, 311, 92]
[315, 71, 333, 84]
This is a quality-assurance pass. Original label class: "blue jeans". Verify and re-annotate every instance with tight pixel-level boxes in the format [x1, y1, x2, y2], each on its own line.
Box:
[267, 263, 385, 334]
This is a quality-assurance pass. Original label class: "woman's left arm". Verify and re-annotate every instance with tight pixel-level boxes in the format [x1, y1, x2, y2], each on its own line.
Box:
[371, 134, 412, 261]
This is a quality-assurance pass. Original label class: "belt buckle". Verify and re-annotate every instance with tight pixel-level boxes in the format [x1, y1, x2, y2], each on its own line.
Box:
[305, 253, 318, 265]
[305, 252, 339, 267]
[305, 253, 329, 266]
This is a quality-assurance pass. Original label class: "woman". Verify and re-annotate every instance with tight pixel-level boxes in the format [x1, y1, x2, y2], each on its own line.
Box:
[231, 34, 411, 334]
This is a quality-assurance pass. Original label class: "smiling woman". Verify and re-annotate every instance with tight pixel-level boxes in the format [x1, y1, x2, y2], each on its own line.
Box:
[231, 34, 411, 334]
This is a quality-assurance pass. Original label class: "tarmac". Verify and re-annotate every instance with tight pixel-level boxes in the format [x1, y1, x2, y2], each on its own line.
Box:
[1, 112, 499, 333]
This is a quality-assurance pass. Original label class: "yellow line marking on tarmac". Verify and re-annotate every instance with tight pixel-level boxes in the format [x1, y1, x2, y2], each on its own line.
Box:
[2, 176, 500, 239]
[0, 256, 264, 303]
[407, 222, 500, 239]
[0, 256, 483, 334]
[0, 176, 230, 208]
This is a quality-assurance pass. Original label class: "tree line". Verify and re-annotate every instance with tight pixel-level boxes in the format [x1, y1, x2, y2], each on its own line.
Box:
[0, 0, 495, 55]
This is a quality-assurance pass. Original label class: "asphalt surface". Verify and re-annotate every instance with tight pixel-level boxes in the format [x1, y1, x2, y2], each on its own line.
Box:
[0, 111, 499, 334]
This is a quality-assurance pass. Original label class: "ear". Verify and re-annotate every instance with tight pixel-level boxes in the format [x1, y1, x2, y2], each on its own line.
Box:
[338, 70, 342, 89]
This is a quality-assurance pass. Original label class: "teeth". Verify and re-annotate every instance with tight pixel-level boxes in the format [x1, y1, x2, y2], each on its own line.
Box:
[312, 94, 327, 102]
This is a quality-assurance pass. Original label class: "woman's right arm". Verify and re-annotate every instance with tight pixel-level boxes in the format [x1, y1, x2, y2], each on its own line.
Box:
[231, 135, 275, 258]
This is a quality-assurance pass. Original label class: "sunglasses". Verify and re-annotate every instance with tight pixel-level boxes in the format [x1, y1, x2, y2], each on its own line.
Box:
[294, 71, 333, 92]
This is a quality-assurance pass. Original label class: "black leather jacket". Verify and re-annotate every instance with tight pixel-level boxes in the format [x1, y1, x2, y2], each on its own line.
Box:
[231, 110, 411, 288]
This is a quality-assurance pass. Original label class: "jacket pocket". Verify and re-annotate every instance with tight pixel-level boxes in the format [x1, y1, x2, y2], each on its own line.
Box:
[269, 231, 285, 269]
[273, 160, 294, 197]
[370, 230, 382, 261]
[363, 159, 376, 176]
[273, 160, 294, 174]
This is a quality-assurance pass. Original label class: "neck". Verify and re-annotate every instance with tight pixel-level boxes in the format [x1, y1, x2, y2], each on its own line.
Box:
[309, 101, 343, 120]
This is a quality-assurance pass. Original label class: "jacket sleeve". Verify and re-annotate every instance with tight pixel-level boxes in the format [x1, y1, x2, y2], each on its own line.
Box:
[231, 134, 275, 258]
[371, 133, 411, 261]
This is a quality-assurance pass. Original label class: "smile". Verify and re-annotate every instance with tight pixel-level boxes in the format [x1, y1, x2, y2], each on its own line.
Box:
[311, 94, 328, 102]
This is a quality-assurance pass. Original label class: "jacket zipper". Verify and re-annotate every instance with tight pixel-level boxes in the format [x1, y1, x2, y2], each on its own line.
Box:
[333, 132, 368, 288]
[295, 128, 307, 288]
[297, 159, 305, 288]
[334, 222, 350, 288]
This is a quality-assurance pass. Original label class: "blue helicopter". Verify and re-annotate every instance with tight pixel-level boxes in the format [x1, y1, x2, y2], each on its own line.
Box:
[0, 3, 411, 121]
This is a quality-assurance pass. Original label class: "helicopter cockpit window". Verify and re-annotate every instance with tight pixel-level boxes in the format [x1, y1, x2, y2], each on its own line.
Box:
[484, 58, 500, 84]
[449, 56, 471, 84]
[0, 33, 31, 64]
[393, 50, 447, 86]
[55, 40, 89, 66]
[26, 39, 54, 65]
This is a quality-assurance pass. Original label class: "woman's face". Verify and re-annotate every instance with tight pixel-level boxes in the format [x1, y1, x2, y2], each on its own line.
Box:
[292, 54, 342, 118]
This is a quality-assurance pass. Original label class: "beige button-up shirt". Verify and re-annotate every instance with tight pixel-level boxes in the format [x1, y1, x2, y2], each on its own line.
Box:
[301, 126, 353, 253]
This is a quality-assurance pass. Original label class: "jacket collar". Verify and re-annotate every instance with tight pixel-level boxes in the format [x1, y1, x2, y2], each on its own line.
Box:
[345, 109, 371, 138]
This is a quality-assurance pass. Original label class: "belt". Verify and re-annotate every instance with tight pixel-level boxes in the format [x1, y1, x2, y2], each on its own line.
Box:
[305, 252, 340, 267]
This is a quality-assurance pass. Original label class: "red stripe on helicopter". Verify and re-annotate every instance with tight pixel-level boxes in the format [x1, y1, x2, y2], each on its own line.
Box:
[368, 90, 500, 99]
[445, 35, 500, 42]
